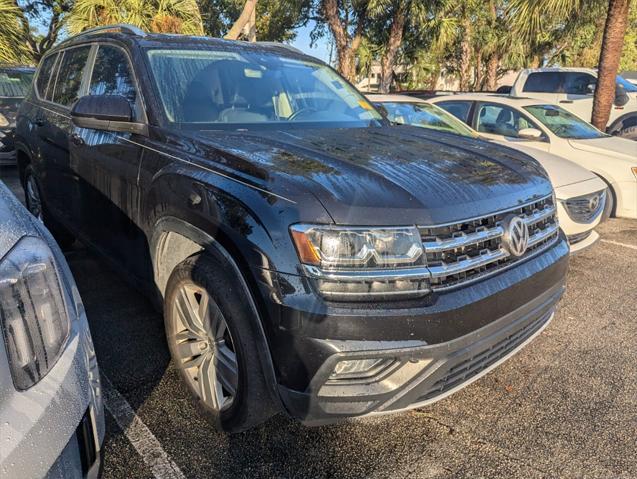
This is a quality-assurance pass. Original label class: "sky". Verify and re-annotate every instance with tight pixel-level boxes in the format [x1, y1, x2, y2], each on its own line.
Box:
[290, 21, 333, 64]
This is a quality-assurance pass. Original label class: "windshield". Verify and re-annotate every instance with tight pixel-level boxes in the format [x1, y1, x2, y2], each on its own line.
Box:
[524, 104, 606, 139]
[0, 70, 34, 97]
[145, 48, 383, 129]
[617, 75, 637, 93]
[378, 101, 478, 138]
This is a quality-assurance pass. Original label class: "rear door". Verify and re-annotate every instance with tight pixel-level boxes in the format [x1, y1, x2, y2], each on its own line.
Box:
[68, 43, 147, 272]
[38, 45, 93, 224]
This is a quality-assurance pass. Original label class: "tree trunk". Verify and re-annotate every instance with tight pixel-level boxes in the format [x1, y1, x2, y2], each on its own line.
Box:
[459, 18, 472, 91]
[379, 3, 406, 93]
[321, 0, 365, 82]
[225, 0, 258, 40]
[427, 69, 441, 90]
[474, 48, 483, 91]
[592, 0, 630, 129]
[486, 53, 499, 91]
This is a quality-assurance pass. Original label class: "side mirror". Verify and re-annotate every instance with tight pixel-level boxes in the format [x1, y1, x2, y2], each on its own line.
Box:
[518, 127, 544, 140]
[71, 95, 147, 135]
[615, 84, 629, 107]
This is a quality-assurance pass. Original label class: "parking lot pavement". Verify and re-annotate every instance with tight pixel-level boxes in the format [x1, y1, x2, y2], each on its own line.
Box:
[1, 165, 636, 478]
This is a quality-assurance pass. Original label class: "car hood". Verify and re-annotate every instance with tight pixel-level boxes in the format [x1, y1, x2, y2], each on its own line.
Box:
[568, 137, 637, 161]
[192, 126, 552, 225]
[500, 143, 597, 189]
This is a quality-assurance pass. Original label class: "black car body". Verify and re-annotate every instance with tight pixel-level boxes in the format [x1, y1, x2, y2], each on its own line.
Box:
[0, 66, 35, 165]
[15, 25, 569, 430]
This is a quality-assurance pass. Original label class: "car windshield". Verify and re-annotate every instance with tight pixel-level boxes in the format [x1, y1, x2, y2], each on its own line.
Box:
[145, 48, 383, 129]
[617, 75, 637, 92]
[524, 104, 606, 139]
[378, 101, 479, 138]
[0, 70, 34, 97]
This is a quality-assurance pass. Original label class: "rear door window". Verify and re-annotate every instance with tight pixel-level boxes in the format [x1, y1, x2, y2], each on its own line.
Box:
[476, 103, 539, 138]
[436, 101, 473, 123]
[52, 46, 91, 107]
[89, 45, 139, 118]
[523, 72, 562, 93]
[35, 54, 58, 100]
[563, 72, 596, 95]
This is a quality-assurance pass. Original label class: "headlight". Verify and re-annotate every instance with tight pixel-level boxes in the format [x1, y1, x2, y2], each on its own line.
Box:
[290, 225, 429, 300]
[0, 113, 9, 128]
[0, 237, 72, 390]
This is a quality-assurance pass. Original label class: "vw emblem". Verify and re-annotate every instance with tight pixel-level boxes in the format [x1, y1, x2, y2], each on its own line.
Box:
[588, 195, 600, 212]
[502, 215, 530, 257]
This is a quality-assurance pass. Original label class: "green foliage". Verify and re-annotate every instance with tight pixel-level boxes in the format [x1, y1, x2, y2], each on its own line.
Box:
[199, 0, 311, 41]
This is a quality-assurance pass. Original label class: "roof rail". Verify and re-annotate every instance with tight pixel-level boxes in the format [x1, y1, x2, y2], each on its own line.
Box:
[62, 24, 146, 44]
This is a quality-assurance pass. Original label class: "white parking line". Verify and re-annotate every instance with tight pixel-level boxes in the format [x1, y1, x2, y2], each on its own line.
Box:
[601, 239, 637, 251]
[101, 375, 186, 479]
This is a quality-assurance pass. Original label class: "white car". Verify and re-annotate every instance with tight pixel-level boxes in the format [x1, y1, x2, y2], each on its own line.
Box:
[369, 94, 608, 252]
[0, 181, 104, 478]
[510, 67, 637, 136]
[429, 94, 637, 220]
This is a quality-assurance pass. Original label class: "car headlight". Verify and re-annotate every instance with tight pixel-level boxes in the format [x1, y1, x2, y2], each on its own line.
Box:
[290, 225, 429, 300]
[0, 113, 9, 128]
[0, 237, 72, 390]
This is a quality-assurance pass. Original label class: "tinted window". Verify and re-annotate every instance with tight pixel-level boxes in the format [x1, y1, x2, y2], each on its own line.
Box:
[617, 75, 637, 93]
[525, 105, 605, 139]
[52, 46, 91, 107]
[523, 72, 562, 93]
[89, 45, 138, 116]
[563, 72, 596, 95]
[437, 101, 472, 123]
[146, 48, 382, 129]
[380, 101, 477, 138]
[35, 54, 58, 99]
[0, 70, 34, 97]
[476, 104, 539, 138]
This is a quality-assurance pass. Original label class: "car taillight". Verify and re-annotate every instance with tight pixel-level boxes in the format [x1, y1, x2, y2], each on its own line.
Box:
[0, 237, 72, 390]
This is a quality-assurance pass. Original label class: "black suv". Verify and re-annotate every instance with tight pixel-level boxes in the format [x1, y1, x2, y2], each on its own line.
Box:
[0, 66, 35, 165]
[15, 25, 569, 432]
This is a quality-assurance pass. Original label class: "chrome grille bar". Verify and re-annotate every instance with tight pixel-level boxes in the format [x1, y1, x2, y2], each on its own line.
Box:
[428, 249, 509, 279]
[527, 222, 560, 248]
[422, 226, 504, 253]
[523, 205, 555, 226]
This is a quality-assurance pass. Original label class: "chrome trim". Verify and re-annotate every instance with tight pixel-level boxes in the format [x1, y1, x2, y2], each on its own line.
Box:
[422, 226, 504, 253]
[303, 264, 431, 282]
[527, 222, 560, 248]
[522, 205, 555, 226]
[417, 194, 553, 229]
[428, 249, 509, 279]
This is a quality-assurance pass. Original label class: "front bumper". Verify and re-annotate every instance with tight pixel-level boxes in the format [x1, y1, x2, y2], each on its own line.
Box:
[254, 236, 569, 424]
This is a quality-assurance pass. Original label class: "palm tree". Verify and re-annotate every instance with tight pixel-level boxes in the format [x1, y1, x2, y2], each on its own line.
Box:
[67, 0, 204, 35]
[0, 0, 29, 64]
[508, 0, 634, 129]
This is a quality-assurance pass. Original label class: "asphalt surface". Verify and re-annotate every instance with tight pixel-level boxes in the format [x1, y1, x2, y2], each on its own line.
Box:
[1, 165, 636, 479]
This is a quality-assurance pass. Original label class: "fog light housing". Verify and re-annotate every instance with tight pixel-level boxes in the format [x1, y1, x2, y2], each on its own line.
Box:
[329, 358, 395, 381]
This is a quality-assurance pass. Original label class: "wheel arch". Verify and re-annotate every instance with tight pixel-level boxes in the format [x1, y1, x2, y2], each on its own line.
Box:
[150, 216, 284, 411]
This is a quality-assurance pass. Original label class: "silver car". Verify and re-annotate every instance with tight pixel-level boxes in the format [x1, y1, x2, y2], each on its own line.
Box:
[0, 181, 104, 478]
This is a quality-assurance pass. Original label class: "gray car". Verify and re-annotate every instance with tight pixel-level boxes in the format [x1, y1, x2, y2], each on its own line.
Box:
[0, 181, 104, 478]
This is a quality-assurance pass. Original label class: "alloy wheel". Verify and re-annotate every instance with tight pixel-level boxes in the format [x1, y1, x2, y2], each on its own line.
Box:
[171, 283, 239, 411]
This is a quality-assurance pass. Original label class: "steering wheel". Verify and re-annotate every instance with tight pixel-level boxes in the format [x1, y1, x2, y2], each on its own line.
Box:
[288, 107, 319, 121]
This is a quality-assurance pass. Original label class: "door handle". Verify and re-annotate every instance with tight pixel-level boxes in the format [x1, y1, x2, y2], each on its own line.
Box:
[70, 133, 85, 146]
[559, 100, 574, 104]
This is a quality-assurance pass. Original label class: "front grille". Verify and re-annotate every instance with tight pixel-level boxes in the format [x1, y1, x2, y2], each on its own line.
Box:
[567, 230, 592, 245]
[418, 310, 552, 402]
[562, 190, 606, 223]
[420, 195, 559, 290]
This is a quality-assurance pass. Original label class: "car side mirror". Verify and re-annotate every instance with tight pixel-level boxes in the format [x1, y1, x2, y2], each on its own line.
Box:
[71, 95, 147, 135]
[615, 84, 629, 107]
[518, 128, 544, 140]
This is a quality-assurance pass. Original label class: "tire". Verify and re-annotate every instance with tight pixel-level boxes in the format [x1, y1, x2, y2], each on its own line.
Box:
[602, 185, 616, 221]
[23, 165, 75, 250]
[164, 252, 276, 433]
[618, 126, 637, 141]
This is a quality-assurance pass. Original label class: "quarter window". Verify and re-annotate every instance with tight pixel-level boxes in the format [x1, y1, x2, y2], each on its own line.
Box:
[476, 104, 540, 138]
[35, 54, 58, 99]
[89, 45, 138, 117]
[52, 46, 91, 107]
